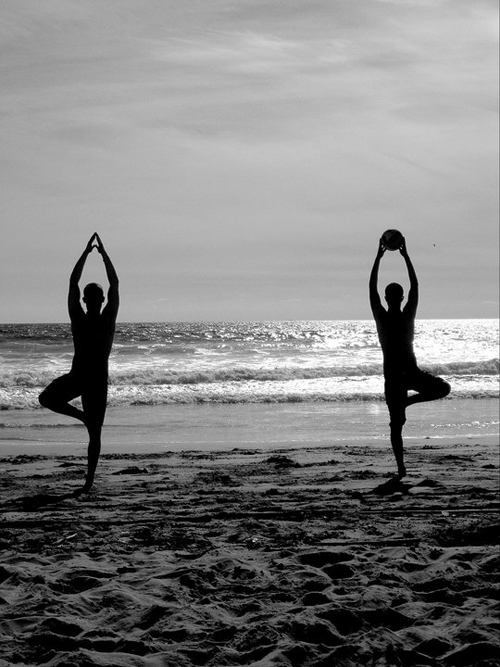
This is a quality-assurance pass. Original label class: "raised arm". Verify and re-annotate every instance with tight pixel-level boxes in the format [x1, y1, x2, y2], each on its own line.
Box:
[400, 237, 418, 317]
[369, 238, 386, 318]
[68, 234, 96, 319]
[95, 234, 119, 320]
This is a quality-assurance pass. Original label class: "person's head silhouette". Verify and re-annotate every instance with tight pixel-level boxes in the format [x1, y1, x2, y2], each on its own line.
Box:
[83, 283, 105, 315]
[385, 282, 404, 310]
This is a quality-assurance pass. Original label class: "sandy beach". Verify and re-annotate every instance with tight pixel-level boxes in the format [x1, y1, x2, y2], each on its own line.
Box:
[0, 431, 498, 667]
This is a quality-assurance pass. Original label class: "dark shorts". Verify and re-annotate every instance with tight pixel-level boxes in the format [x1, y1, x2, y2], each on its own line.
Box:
[40, 372, 108, 425]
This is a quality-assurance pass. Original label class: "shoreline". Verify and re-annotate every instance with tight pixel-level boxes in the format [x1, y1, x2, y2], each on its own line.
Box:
[0, 397, 498, 457]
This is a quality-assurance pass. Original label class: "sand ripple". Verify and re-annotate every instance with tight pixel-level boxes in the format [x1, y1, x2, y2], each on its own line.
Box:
[0, 440, 499, 666]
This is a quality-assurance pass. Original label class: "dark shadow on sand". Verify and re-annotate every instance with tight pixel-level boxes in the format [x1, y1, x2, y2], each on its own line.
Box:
[14, 491, 83, 511]
[370, 478, 411, 496]
[370, 477, 444, 496]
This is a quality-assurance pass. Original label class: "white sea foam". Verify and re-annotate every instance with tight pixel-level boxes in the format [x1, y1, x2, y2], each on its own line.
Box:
[0, 320, 498, 409]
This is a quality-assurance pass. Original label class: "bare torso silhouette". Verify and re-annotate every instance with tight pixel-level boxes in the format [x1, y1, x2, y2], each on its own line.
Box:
[71, 307, 116, 376]
[374, 308, 417, 376]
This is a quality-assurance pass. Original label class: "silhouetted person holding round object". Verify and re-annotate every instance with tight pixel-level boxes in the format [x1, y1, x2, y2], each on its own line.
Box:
[369, 232, 450, 477]
[39, 233, 119, 494]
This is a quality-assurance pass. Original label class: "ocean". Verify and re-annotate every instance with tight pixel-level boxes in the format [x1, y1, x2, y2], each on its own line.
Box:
[0, 319, 498, 454]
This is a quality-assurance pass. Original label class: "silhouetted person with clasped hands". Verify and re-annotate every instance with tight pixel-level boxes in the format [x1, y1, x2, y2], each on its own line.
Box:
[369, 235, 450, 477]
[39, 233, 119, 494]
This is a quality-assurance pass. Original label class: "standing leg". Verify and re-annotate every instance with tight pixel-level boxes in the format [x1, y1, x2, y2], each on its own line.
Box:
[389, 411, 407, 478]
[79, 381, 108, 493]
[385, 380, 407, 478]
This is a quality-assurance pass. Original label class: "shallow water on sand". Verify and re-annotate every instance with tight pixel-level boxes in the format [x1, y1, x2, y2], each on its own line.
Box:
[0, 398, 498, 456]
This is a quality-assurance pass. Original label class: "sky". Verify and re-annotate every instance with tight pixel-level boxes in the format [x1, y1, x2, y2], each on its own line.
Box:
[1, 0, 498, 323]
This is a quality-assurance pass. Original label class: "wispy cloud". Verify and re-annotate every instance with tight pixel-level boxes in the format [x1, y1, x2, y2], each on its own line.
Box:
[0, 0, 497, 321]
